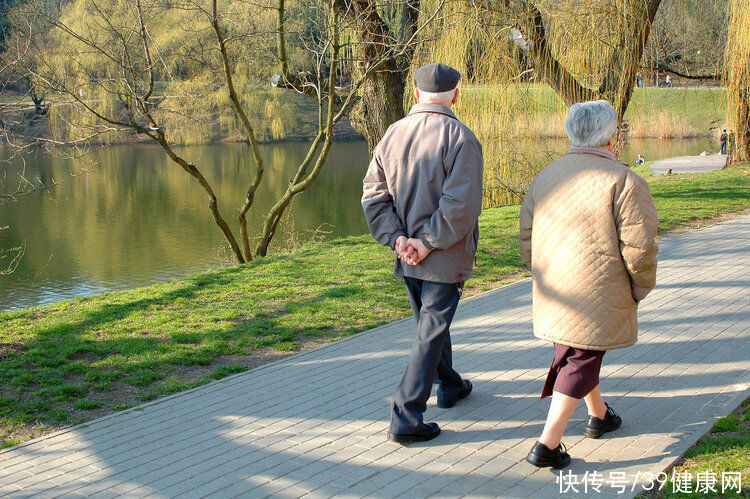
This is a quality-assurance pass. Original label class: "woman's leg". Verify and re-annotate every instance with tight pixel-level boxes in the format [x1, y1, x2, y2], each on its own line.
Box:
[583, 384, 607, 419]
[583, 383, 622, 438]
[538, 391, 579, 449]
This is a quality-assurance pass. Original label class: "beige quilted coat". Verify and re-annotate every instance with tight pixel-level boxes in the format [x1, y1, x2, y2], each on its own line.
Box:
[519, 147, 658, 351]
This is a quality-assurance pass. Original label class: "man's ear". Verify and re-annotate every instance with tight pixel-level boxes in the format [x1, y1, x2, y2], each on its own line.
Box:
[604, 134, 617, 152]
[414, 87, 420, 102]
[452, 87, 460, 105]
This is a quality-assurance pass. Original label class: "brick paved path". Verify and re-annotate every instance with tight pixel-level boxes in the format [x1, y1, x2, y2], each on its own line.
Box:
[1, 216, 749, 498]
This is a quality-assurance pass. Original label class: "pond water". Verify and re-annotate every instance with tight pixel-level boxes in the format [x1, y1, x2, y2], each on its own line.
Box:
[0, 136, 715, 311]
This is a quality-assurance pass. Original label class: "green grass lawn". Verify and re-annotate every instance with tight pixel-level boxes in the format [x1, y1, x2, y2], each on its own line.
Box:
[1, 162, 749, 448]
[462, 85, 725, 137]
[624, 87, 726, 136]
[641, 397, 750, 497]
[646, 164, 750, 232]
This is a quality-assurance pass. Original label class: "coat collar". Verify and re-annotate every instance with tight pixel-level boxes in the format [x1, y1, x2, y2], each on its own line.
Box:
[409, 103, 458, 120]
[567, 146, 618, 162]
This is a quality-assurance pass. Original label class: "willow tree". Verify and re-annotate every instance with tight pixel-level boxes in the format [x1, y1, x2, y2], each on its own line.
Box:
[725, 0, 750, 162]
[337, 0, 422, 151]
[7, 0, 439, 261]
[647, 0, 729, 80]
[258, 0, 442, 253]
[400, 0, 666, 206]
[330, 0, 645, 149]
[463, 0, 662, 121]
[272, 0, 428, 150]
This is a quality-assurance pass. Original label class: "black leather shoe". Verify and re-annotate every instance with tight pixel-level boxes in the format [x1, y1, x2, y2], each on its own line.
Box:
[526, 441, 571, 469]
[387, 422, 441, 444]
[437, 379, 473, 408]
[584, 403, 622, 439]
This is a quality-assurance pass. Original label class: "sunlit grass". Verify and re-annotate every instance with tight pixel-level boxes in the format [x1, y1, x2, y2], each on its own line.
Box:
[1, 162, 749, 447]
[650, 397, 750, 497]
[458, 84, 726, 205]
[643, 163, 750, 232]
[460, 84, 725, 139]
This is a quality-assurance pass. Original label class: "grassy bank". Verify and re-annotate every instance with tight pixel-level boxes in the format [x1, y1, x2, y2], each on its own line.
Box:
[6, 85, 726, 146]
[625, 88, 726, 138]
[461, 85, 725, 140]
[1, 162, 750, 448]
[640, 397, 750, 497]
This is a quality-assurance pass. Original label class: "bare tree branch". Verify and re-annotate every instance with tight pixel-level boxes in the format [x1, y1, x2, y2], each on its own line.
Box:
[210, 0, 266, 262]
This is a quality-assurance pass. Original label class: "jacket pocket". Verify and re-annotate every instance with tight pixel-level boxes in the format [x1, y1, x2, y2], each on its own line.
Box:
[465, 223, 479, 263]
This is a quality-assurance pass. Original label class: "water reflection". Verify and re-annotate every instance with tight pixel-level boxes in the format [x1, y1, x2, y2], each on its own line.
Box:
[0, 142, 371, 311]
[0, 137, 715, 311]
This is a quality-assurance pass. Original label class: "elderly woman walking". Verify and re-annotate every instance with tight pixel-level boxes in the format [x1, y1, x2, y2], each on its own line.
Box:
[519, 100, 659, 469]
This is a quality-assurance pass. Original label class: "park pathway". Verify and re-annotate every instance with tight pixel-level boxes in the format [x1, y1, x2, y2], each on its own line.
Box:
[1, 215, 749, 498]
[649, 154, 727, 175]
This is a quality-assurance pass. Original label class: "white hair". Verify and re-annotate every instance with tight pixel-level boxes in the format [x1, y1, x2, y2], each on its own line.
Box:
[417, 87, 457, 106]
[564, 100, 618, 147]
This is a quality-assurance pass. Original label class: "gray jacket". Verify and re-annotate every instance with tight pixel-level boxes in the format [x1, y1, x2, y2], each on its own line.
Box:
[361, 103, 484, 283]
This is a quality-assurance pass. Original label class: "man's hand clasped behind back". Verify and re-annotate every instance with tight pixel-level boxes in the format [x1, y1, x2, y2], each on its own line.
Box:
[395, 235, 431, 266]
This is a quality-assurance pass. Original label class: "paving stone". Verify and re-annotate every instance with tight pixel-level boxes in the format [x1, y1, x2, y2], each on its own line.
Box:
[0, 216, 749, 499]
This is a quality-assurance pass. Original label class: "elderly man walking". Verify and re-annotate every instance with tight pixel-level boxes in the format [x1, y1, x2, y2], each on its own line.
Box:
[520, 100, 658, 468]
[361, 63, 483, 444]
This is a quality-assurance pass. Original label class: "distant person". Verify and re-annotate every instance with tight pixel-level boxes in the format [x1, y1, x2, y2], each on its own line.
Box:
[362, 63, 483, 444]
[665, 74, 673, 87]
[635, 154, 645, 166]
[520, 100, 659, 469]
[720, 129, 728, 155]
[635, 72, 644, 88]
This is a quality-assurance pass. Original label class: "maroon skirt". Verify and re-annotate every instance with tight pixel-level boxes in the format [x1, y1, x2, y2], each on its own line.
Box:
[541, 343, 605, 399]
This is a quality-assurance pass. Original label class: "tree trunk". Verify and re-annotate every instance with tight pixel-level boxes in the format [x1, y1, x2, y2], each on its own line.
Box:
[519, 1, 595, 105]
[730, 87, 750, 162]
[598, 0, 662, 121]
[349, 67, 408, 151]
[503, 1, 662, 122]
[254, 0, 344, 256]
[334, 0, 418, 151]
[31, 91, 46, 115]
[155, 136, 246, 264]
[726, 0, 750, 162]
[211, 0, 265, 262]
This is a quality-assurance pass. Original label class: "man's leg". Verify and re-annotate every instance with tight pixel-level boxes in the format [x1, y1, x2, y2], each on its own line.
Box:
[405, 277, 464, 390]
[390, 279, 461, 434]
[435, 330, 462, 388]
[404, 277, 423, 325]
[435, 282, 463, 388]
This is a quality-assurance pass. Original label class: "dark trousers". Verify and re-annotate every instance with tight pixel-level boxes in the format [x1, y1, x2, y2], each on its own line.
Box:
[721, 141, 727, 155]
[390, 277, 464, 433]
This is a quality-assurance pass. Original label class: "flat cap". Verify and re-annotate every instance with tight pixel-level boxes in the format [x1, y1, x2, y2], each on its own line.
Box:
[413, 63, 461, 93]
